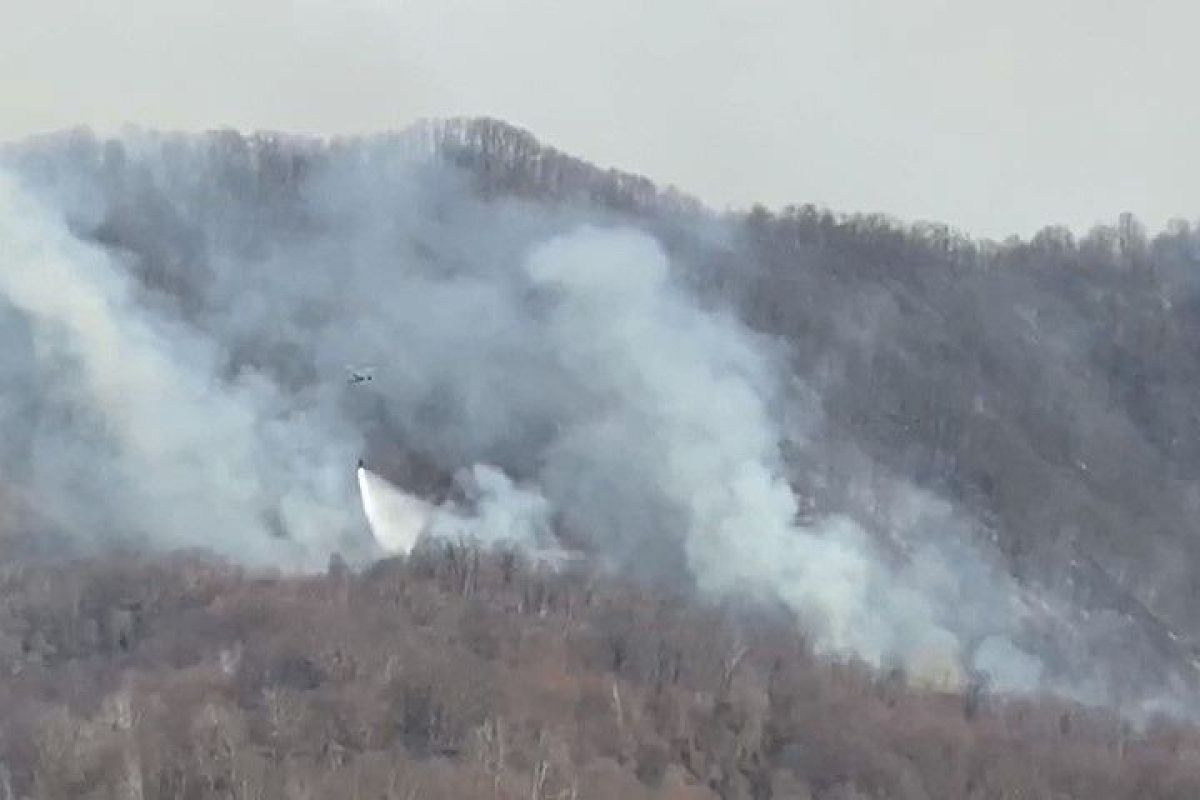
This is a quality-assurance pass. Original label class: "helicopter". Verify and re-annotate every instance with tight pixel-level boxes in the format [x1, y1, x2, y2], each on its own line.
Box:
[346, 365, 376, 384]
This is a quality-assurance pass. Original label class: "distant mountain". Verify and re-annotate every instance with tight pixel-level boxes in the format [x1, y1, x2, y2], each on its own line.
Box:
[3, 117, 1200, 717]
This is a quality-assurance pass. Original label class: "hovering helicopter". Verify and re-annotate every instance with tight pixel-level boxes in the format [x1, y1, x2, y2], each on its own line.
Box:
[346, 365, 376, 384]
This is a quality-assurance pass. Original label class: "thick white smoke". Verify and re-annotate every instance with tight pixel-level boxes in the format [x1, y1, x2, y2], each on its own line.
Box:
[347, 223, 1038, 687]
[0, 133, 1132, 702]
[0, 170, 361, 567]
[428, 464, 565, 562]
[516, 228, 1035, 688]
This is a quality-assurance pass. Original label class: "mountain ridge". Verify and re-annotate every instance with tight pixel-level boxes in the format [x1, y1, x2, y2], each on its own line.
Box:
[3, 117, 1200, 708]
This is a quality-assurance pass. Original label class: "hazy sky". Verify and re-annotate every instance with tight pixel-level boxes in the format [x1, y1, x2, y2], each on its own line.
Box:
[2, 0, 1196, 239]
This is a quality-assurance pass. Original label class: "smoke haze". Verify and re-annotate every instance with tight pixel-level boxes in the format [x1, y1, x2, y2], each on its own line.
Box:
[0, 127, 1194, 717]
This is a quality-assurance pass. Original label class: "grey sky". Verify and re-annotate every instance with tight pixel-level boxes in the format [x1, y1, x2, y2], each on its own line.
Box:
[2, 0, 1196, 239]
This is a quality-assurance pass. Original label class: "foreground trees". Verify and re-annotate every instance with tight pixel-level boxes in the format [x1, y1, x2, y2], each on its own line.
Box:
[0, 547, 1197, 799]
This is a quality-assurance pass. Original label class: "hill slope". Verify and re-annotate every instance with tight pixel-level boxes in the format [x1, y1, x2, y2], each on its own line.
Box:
[1, 118, 1200, 776]
[2, 547, 1199, 799]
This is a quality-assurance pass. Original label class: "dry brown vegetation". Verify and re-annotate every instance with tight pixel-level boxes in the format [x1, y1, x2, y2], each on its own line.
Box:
[7, 120, 1200, 797]
[1, 544, 1198, 799]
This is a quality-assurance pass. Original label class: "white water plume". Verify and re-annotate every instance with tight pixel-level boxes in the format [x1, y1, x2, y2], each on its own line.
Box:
[357, 465, 431, 556]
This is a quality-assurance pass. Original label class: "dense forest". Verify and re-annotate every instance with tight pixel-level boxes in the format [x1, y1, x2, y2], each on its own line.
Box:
[3, 546, 1200, 800]
[2, 117, 1200, 797]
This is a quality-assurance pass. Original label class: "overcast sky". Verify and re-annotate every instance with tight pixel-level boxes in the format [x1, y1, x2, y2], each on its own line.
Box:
[2, 0, 1196, 239]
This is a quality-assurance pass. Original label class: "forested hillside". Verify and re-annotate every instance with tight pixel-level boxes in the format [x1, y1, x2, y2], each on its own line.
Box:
[1, 547, 1199, 799]
[457, 118, 1200, 680]
[3, 118, 1200, 797]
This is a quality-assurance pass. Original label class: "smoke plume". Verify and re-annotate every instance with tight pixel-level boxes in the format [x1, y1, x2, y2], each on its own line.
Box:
[0, 129, 1190, 714]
